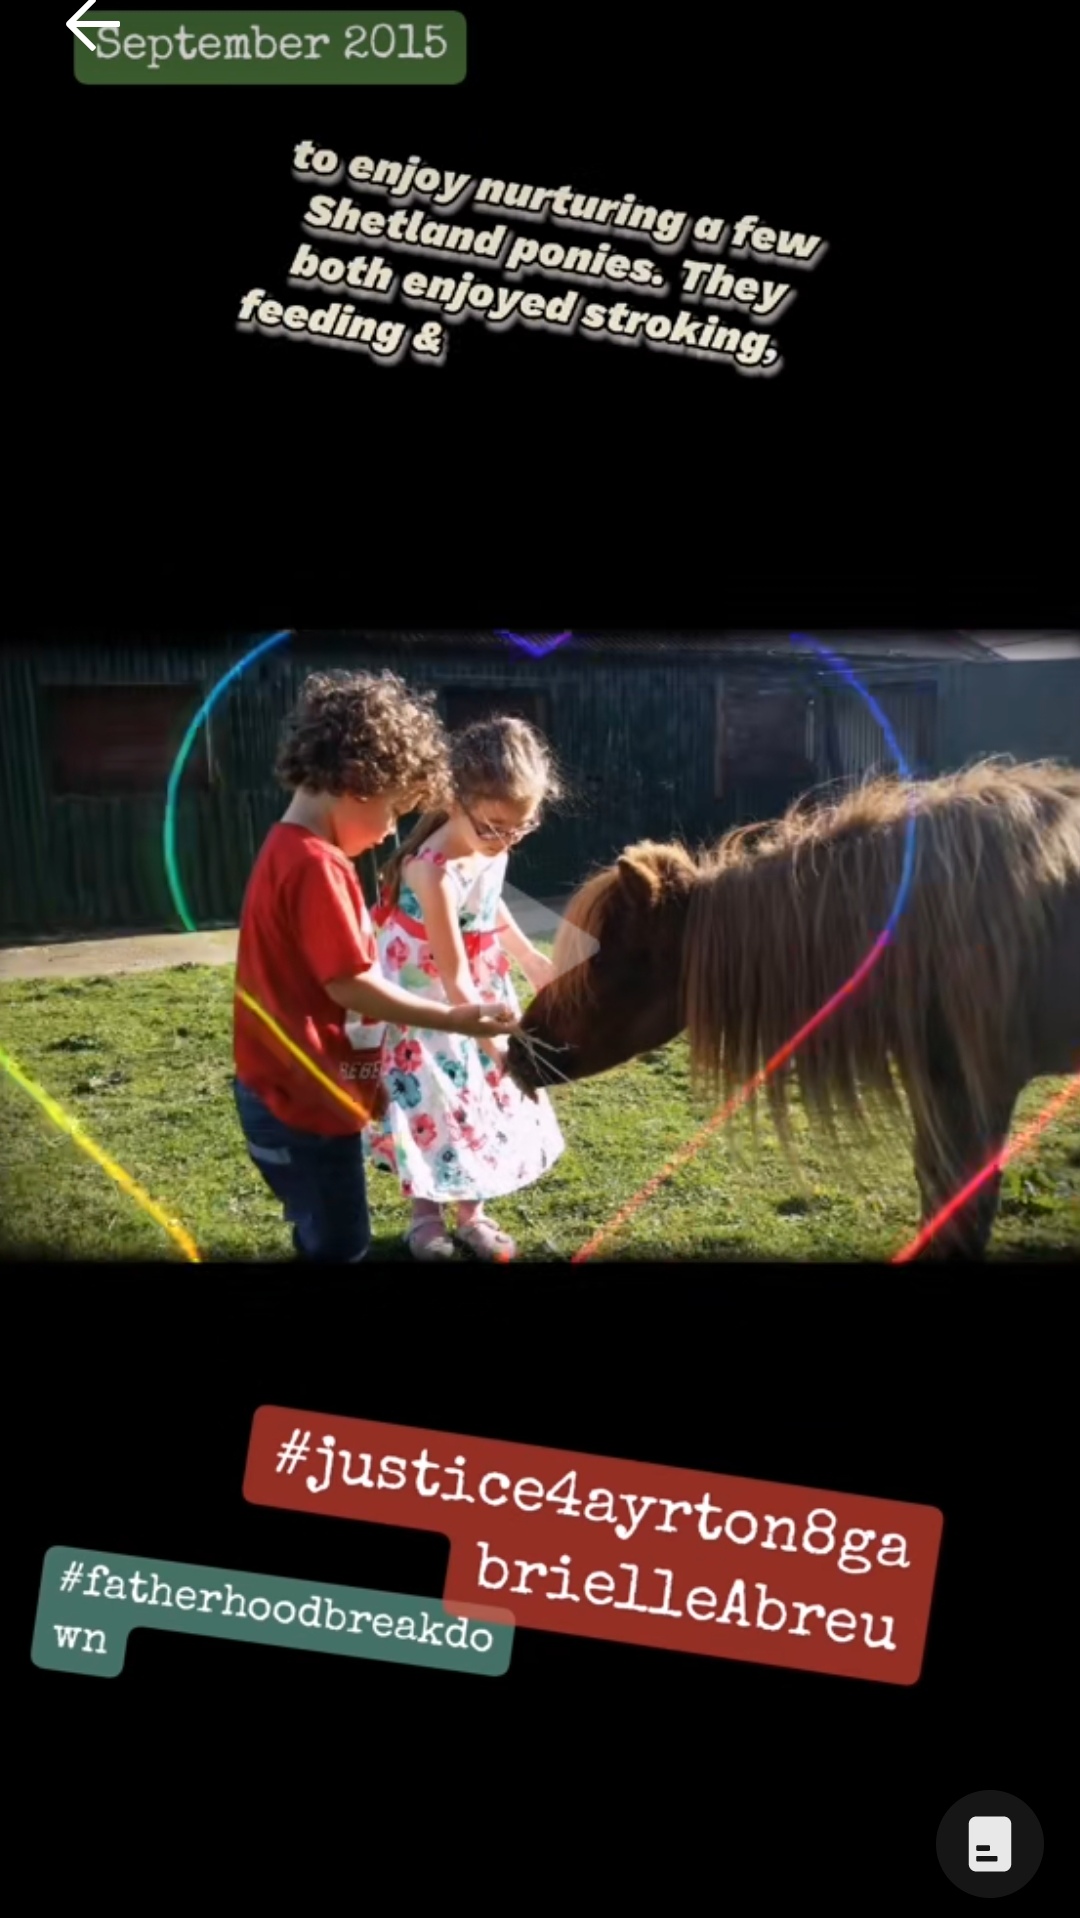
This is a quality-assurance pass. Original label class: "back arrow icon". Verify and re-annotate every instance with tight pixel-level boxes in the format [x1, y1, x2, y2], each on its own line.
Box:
[68, 4, 119, 51]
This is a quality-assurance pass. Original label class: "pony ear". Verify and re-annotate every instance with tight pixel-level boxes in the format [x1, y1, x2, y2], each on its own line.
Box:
[616, 842, 694, 906]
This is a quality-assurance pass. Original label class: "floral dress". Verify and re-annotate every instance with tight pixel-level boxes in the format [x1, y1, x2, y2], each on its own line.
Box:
[358, 847, 565, 1203]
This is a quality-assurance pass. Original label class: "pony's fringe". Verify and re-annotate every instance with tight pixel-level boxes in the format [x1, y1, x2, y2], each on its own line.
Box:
[680, 758, 1080, 1184]
[548, 865, 622, 1013]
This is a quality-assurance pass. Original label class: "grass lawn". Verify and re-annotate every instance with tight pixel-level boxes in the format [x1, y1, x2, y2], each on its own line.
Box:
[2, 951, 1077, 1263]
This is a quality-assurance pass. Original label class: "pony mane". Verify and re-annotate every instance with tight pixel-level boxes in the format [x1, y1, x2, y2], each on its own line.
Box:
[681, 756, 1080, 1178]
[548, 865, 626, 1015]
[548, 842, 699, 1014]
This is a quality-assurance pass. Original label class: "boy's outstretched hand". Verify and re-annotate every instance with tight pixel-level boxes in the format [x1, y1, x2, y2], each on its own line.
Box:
[450, 1001, 518, 1038]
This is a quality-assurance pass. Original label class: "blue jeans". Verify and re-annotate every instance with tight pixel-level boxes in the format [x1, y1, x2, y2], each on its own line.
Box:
[233, 1078, 371, 1263]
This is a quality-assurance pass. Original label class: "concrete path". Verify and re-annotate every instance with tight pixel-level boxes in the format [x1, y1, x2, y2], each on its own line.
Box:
[0, 886, 573, 981]
[0, 928, 240, 981]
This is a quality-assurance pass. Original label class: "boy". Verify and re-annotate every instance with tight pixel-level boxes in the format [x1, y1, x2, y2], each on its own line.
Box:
[233, 668, 517, 1262]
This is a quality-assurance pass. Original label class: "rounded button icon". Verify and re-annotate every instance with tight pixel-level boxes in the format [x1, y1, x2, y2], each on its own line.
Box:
[936, 1791, 1043, 1896]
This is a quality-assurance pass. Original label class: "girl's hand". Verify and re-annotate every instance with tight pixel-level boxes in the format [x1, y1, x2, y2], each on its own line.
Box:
[525, 951, 556, 993]
[449, 1001, 518, 1039]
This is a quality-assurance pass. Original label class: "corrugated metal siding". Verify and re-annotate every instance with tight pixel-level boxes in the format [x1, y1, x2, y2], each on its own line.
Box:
[0, 653, 52, 935]
[936, 659, 1080, 769]
[2, 640, 726, 935]
[2, 642, 244, 938]
[818, 680, 938, 783]
[19, 640, 1056, 943]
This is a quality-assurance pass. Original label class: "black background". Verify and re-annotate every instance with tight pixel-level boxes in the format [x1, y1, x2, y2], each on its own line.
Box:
[17, 7, 1070, 1898]
[24, 10, 1076, 626]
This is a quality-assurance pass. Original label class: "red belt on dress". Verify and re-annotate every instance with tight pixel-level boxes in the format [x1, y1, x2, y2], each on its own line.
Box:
[372, 900, 500, 954]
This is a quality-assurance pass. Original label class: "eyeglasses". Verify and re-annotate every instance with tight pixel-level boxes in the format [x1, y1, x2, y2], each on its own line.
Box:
[463, 805, 541, 844]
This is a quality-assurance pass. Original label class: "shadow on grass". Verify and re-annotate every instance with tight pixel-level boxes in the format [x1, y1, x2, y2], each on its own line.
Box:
[5, 1224, 1076, 1267]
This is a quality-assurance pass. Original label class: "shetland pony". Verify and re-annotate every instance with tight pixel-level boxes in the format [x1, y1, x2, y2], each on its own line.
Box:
[506, 760, 1080, 1257]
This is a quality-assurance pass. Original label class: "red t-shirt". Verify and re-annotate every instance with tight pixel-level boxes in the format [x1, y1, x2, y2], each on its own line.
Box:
[233, 823, 384, 1135]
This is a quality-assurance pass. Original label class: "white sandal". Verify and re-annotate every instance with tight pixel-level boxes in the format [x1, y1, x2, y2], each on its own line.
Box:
[454, 1216, 517, 1263]
[404, 1217, 457, 1261]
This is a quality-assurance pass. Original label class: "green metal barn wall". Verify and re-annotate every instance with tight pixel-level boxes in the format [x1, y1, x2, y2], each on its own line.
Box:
[1, 639, 718, 939]
[2, 642, 256, 941]
[3, 644, 1078, 942]
[936, 659, 1080, 768]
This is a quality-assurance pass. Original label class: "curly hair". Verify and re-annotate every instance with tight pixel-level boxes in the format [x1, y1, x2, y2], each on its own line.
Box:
[275, 670, 452, 808]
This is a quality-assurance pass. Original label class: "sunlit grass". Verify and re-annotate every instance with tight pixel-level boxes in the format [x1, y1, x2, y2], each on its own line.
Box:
[2, 956, 1076, 1263]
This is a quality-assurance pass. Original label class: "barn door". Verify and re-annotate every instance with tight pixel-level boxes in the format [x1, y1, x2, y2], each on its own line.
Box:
[715, 675, 816, 822]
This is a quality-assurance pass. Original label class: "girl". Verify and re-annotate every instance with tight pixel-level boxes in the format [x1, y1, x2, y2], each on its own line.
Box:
[358, 716, 566, 1261]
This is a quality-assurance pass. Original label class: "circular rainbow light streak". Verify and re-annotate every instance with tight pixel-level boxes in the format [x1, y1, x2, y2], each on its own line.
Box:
[570, 633, 917, 1262]
[164, 629, 293, 931]
[0, 1039, 202, 1262]
[164, 629, 380, 1128]
[160, 630, 1073, 1262]
[494, 630, 573, 659]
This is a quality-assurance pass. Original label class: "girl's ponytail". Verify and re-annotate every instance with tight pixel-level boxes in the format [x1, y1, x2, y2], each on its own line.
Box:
[380, 810, 450, 904]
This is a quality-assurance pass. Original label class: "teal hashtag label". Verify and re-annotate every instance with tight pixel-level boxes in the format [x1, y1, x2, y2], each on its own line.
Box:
[33, 1548, 513, 1676]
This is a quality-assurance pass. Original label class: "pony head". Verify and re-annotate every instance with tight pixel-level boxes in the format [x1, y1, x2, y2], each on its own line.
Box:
[506, 841, 698, 1095]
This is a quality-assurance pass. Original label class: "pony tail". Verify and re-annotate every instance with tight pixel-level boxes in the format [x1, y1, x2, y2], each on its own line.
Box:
[380, 810, 449, 904]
